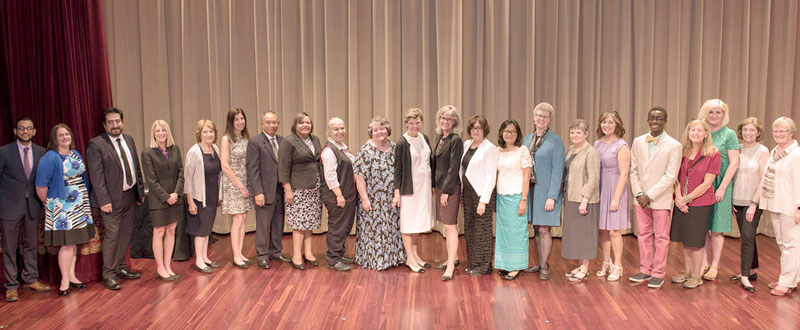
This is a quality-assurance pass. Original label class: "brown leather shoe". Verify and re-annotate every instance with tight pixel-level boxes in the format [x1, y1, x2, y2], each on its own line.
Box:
[22, 281, 52, 292]
[5, 289, 19, 302]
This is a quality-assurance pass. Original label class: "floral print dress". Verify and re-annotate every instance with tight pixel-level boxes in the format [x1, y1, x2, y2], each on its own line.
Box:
[353, 141, 406, 270]
[43, 152, 94, 246]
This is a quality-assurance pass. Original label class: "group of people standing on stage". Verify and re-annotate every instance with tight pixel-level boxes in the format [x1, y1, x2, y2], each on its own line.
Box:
[1, 100, 799, 302]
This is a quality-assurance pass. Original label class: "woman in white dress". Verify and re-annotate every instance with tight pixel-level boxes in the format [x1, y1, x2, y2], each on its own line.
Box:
[393, 108, 434, 273]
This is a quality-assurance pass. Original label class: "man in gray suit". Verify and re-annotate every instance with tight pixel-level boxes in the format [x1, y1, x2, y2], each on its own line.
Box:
[246, 111, 291, 269]
[86, 107, 144, 290]
[0, 118, 50, 302]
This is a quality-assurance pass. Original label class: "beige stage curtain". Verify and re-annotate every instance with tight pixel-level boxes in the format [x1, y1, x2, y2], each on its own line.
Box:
[102, 0, 800, 237]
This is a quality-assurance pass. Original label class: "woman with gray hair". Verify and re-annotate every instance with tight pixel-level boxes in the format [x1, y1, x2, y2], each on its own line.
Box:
[749, 117, 800, 296]
[432, 105, 464, 280]
[320, 117, 360, 271]
[354, 117, 406, 271]
[522, 102, 565, 280]
[561, 119, 600, 282]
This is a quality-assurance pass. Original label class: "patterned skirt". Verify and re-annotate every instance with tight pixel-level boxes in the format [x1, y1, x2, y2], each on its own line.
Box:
[286, 176, 322, 231]
[44, 177, 95, 246]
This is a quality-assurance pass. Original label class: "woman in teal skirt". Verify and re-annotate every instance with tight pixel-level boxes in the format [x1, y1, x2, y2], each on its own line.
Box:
[494, 120, 533, 280]
[697, 99, 739, 281]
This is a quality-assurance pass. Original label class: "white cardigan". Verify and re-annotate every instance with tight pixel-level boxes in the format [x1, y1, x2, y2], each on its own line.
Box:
[760, 140, 800, 216]
[460, 139, 498, 204]
[184, 143, 222, 208]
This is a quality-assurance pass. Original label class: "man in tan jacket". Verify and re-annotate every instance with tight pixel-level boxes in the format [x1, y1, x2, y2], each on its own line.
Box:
[627, 107, 682, 288]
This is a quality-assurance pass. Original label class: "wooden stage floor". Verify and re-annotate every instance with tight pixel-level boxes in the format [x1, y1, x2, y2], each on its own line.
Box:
[0, 233, 798, 329]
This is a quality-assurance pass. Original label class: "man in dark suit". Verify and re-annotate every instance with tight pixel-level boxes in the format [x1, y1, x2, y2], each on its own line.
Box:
[86, 107, 144, 290]
[246, 111, 291, 269]
[0, 118, 50, 302]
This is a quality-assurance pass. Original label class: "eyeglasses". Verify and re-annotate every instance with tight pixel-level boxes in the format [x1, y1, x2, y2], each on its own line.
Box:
[440, 117, 455, 122]
[470, 126, 483, 131]
[16, 126, 34, 131]
[502, 130, 518, 134]
[774, 129, 790, 134]
[534, 113, 550, 119]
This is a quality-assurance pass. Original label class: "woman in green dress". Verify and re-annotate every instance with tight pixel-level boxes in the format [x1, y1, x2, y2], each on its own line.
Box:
[697, 99, 739, 281]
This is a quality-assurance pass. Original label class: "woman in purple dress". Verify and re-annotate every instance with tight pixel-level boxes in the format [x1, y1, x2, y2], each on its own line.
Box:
[593, 111, 631, 282]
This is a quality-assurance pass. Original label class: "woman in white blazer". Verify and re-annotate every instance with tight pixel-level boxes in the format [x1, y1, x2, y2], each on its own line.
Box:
[459, 115, 498, 278]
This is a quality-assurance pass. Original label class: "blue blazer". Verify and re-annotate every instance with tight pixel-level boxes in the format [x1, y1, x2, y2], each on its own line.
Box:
[522, 129, 565, 226]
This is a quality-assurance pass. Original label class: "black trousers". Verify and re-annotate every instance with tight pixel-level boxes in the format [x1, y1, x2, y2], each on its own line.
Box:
[324, 199, 357, 265]
[1, 203, 38, 289]
[97, 189, 136, 280]
[255, 192, 286, 261]
[734, 205, 761, 276]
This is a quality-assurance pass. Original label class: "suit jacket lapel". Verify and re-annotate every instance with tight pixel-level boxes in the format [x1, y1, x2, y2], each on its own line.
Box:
[101, 132, 123, 168]
[645, 133, 670, 170]
[263, 134, 277, 162]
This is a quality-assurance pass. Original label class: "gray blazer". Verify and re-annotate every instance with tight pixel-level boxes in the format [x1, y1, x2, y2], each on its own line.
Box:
[141, 145, 184, 210]
[278, 133, 322, 190]
[247, 132, 283, 204]
[0, 142, 46, 220]
[87, 132, 144, 209]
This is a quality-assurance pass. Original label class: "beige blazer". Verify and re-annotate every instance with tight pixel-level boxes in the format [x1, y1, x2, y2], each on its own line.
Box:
[564, 144, 600, 203]
[629, 132, 682, 210]
[184, 143, 222, 208]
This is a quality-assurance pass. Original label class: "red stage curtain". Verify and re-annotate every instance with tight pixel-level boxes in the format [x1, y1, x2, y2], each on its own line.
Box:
[1, 0, 113, 284]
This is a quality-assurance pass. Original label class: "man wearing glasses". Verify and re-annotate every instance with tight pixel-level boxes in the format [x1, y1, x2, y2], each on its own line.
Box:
[0, 118, 50, 302]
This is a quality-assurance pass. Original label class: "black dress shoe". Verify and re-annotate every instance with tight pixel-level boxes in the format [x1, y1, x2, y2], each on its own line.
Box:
[730, 273, 758, 281]
[102, 278, 121, 290]
[292, 262, 305, 270]
[328, 261, 351, 271]
[340, 256, 355, 264]
[58, 289, 69, 296]
[119, 269, 141, 280]
[270, 255, 292, 263]
[497, 270, 509, 276]
[303, 257, 319, 267]
[467, 269, 490, 276]
[442, 269, 456, 281]
[206, 261, 221, 268]
[69, 282, 87, 289]
[258, 260, 270, 269]
[232, 260, 249, 269]
[740, 282, 756, 293]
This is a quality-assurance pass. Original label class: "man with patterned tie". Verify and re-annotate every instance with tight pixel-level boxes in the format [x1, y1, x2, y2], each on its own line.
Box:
[87, 107, 145, 290]
[627, 107, 682, 289]
[246, 111, 291, 269]
[0, 118, 50, 301]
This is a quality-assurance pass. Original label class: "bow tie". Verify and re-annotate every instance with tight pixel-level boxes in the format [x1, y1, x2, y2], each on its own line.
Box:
[645, 136, 659, 145]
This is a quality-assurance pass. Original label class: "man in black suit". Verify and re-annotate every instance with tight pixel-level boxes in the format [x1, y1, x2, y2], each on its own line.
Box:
[0, 118, 50, 302]
[246, 111, 291, 269]
[86, 107, 144, 290]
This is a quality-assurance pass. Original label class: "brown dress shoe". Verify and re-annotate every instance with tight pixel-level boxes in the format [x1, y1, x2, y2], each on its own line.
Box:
[5, 289, 19, 302]
[22, 281, 52, 292]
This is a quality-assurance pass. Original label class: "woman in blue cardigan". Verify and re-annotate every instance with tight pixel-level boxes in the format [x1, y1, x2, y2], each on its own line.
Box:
[521, 102, 565, 280]
[35, 124, 95, 296]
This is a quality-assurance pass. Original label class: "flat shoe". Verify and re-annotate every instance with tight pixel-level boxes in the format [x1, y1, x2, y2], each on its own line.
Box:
[292, 262, 305, 270]
[740, 282, 755, 293]
[244, 259, 256, 265]
[155, 272, 176, 282]
[192, 264, 213, 274]
[232, 260, 249, 269]
[770, 286, 793, 296]
[434, 259, 461, 270]
[406, 264, 425, 273]
[58, 289, 69, 296]
[523, 265, 541, 273]
[206, 261, 220, 268]
[503, 271, 521, 281]
[69, 282, 87, 289]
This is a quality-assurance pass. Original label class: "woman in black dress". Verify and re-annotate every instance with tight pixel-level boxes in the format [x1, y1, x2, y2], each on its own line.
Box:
[184, 120, 222, 273]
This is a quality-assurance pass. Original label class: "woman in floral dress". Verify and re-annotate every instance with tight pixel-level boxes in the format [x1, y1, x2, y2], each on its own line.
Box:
[353, 117, 406, 270]
[35, 124, 95, 296]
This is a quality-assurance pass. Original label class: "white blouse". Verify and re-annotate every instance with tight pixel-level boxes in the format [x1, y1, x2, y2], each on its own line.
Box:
[496, 146, 533, 195]
[732, 143, 768, 206]
[760, 140, 800, 216]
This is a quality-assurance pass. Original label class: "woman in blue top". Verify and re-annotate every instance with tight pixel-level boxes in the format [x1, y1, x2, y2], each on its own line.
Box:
[521, 102, 565, 280]
[35, 124, 95, 296]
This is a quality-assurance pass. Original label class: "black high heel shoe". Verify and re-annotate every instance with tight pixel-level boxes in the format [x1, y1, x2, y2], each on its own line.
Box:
[303, 257, 319, 267]
[442, 268, 456, 281]
[435, 259, 461, 270]
[58, 289, 69, 296]
[69, 282, 87, 289]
